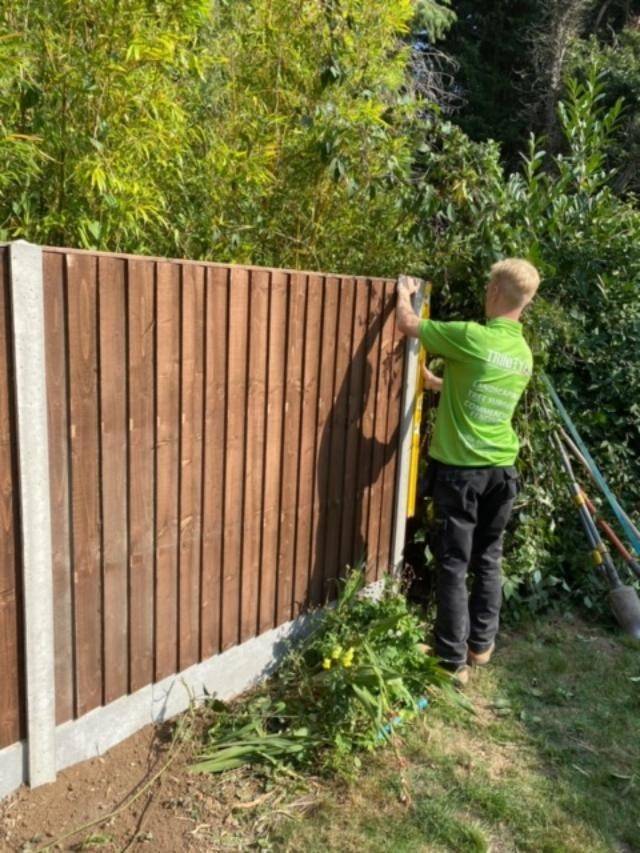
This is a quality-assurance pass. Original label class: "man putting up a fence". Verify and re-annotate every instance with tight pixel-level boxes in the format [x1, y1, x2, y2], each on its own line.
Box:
[396, 260, 540, 686]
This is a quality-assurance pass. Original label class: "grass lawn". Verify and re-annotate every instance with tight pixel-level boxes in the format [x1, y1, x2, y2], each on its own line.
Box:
[263, 614, 640, 852]
[4, 612, 638, 851]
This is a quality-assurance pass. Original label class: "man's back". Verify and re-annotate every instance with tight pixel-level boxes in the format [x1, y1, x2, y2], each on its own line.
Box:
[419, 316, 532, 467]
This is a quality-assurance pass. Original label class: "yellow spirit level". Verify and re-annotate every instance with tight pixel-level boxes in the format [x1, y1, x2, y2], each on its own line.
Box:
[407, 287, 431, 518]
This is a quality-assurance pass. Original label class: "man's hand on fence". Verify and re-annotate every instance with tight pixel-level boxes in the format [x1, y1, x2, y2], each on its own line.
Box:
[396, 275, 422, 338]
[397, 275, 420, 297]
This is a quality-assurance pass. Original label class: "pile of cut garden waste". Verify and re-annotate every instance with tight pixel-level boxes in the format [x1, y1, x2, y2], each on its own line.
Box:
[191, 571, 464, 780]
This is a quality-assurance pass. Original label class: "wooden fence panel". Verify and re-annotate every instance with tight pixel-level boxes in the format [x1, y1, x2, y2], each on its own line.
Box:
[178, 263, 205, 671]
[292, 274, 323, 616]
[355, 280, 384, 575]
[43, 250, 74, 724]
[309, 276, 341, 604]
[366, 281, 397, 581]
[259, 271, 287, 633]
[66, 252, 102, 716]
[0, 247, 404, 747]
[276, 273, 306, 625]
[322, 277, 355, 596]
[128, 259, 155, 691]
[221, 267, 249, 649]
[0, 248, 24, 748]
[240, 269, 269, 641]
[98, 256, 128, 704]
[200, 266, 227, 659]
[155, 261, 181, 680]
[376, 293, 404, 576]
[339, 278, 370, 573]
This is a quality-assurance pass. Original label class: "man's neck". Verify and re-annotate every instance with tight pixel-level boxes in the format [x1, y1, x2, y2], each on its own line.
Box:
[487, 308, 522, 322]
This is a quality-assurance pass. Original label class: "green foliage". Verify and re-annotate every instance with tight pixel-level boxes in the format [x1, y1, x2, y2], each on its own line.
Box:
[1, 1, 638, 621]
[439, 0, 543, 162]
[193, 571, 454, 778]
[569, 28, 640, 194]
[412, 68, 640, 614]
[0, 0, 209, 250]
[0, 0, 454, 273]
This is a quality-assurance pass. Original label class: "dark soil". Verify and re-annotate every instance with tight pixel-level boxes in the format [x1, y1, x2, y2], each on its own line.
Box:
[0, 716, 269, 852]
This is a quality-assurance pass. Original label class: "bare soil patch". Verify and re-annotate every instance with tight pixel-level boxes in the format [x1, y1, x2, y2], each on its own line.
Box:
[0, 718, 269, 852]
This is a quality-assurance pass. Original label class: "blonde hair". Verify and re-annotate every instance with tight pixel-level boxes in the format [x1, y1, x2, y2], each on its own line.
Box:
[489, 258, 540, 309]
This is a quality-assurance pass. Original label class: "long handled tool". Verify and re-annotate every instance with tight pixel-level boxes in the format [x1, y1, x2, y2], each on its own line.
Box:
[561, 426, 640, 547]
[553, 432, 640, 639]
[580, 486, 640, 583]
[543, 373, 640, 557]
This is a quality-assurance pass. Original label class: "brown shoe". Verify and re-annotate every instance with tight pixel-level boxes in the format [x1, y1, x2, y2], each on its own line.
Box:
[452, 665, 471, 688]
[467, 644, 495, 666]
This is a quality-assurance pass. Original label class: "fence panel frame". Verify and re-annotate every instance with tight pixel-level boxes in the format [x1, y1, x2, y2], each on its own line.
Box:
[0, 240, 420, 799]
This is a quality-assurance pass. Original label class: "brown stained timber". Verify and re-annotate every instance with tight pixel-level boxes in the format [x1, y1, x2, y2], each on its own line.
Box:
[66, 252, 102, 715]
[376, 284, 403, 577]
[366, 281, 398, 582]
[98, 256, 128, 704]
[221, 268, 249, 649]
[0, 248, 24, 746]
[43, 251, 74, 724]
[176, 264, 205, 670]
[309, 276, 341, 605]
[293, 274, 323, 616]
[276, 273, 307, 626]
[240, 269, 269, 642]
[200, 266, 228, 659]
[323, 277, 356, 592]
[339, 278, 369, 574]
[259, 271, 287, 633]
[155, 261, 181, 679]
[0, 248, 404, 749]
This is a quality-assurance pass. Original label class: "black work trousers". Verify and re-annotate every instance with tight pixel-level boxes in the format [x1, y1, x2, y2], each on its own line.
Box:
[427, 459, 519, 666]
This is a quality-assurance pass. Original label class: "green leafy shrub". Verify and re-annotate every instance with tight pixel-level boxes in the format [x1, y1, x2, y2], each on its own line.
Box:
[411, 67, 640, 617]
[193, 571, 454, 778]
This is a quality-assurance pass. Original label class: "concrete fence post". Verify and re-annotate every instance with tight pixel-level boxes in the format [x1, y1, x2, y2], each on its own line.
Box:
[9, 240, 57, 787]
[391, 277, 428, 575]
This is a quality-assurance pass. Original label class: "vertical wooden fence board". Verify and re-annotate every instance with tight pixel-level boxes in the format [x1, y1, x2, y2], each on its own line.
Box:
[259, 272, 286, 633]
[127, 258, 155, 692]
[200, 267, 227, 659]
[339, 278, 369, 573]
[309, 276, 340, 605]
[367, 281, 397, 581]
[292, 274, 323, 616]
[66, 252, 102, 716]
[222, 268, 249, 649]
[276, 274, 306, 626]
[0, 248, 23, 747]
[376, 296, 403, 576]
[98, 256, 128, 704]
[155, 261, 181, 680]
[43, 251, 74, 725]
[178, 264, 205, 670]
[354, 280, 383, 573]
[240, 269, 269, 642]
[153, 262, 180, 678]
[322, 276, 356, 591]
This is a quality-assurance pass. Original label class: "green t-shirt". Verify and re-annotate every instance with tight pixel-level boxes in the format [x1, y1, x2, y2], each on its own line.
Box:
[419, 317, 533, 467]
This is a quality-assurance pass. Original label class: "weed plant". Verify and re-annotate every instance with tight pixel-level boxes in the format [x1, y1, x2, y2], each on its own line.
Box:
[193, 571, 455, 778]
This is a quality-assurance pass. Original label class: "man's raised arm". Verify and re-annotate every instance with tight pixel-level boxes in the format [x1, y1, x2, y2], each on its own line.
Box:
[396, 275, 422, 338]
